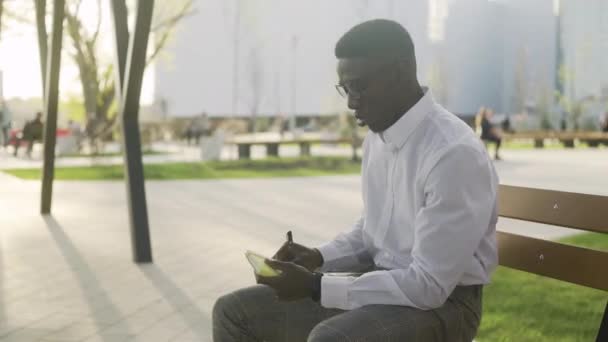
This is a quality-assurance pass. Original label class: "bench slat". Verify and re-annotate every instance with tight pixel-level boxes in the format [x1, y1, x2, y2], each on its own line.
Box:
[499, 185, 608, 233]
[497, 231, 608, 291]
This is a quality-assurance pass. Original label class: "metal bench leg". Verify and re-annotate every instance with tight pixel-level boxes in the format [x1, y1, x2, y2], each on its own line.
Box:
[299, 142, 311, 156]
[266, 143, 279, 157]
[597, 301, 608, 342]
[238, 144, 251, 159]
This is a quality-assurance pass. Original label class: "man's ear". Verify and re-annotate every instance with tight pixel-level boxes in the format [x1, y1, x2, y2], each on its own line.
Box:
[391, 60, 408, 84]
[397, 58, 417, 84]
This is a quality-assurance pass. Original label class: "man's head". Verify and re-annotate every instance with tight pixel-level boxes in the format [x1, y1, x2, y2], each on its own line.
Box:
[335, 19, 421, 132]
[35, 112, 42, 121]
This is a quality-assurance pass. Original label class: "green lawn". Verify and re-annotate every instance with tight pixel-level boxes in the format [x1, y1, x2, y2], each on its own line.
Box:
[478, 233, 608, 341]
[2, 156, 361, 180]
[58, 150, 165, 158]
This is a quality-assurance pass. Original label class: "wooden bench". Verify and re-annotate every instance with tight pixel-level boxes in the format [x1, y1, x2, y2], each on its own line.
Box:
[227, 137, 353, 159]
[502, 131, 608, 148]
[497, 185, 608, 340]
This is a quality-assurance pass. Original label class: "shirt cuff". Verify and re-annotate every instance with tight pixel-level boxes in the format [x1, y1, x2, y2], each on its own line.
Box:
[320, 275, 355, 310]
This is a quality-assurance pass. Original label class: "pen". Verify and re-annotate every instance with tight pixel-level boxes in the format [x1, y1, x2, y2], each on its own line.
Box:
[287, 231, 293, 245]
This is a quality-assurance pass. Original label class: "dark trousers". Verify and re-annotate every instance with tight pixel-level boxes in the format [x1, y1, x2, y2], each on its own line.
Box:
[213, 284, 483, 342]
[1, 127, 9, 147]
[483, 136, 501, 159]
[13, 137, 36, 157]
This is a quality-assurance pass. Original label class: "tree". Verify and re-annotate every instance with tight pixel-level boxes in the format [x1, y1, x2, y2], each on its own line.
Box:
[512, 46, 529, 114]
[1, 1, 35, 42]
[247, 46, 264, 133]
[537, 86, 554, 130]
[0, 0, 4, 39]
[62, 0, 194, 151]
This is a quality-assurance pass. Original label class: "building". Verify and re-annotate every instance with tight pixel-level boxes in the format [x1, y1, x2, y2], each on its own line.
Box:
[560, 0, 608, 103]
[154, 0, 607, 125]
[435, 0, 556, 116]
[153, 0, 432, 118]
[441, 0, 505, 115]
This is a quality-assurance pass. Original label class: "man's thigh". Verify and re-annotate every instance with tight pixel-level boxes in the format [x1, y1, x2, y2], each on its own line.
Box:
[308, 285, 482, 342]
[217, 285, 344, 342]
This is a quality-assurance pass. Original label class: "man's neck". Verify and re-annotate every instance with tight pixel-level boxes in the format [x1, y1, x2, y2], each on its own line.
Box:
[385, 86, 424, 129]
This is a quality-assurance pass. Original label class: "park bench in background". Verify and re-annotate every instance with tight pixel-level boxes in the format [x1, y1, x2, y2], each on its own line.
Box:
[502, 131, 608, 148]
[226, 133, 355, 159]
[497, 185, 608, 341]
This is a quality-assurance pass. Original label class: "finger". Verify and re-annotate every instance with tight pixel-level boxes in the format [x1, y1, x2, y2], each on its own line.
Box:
[273, 242, 293, 261]
[265, 259, 292, 271]
[254, 272, 266, 284]
[291, 257, 314, 271]
[292, 256, 307, 267]
[257, 275, 281, 288]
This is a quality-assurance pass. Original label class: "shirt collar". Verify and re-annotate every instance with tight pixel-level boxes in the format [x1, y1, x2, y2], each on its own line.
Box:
[380, 87, 435, 150]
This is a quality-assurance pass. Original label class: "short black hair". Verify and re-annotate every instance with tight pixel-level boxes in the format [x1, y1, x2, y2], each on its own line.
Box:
[335, 19, 415, 60]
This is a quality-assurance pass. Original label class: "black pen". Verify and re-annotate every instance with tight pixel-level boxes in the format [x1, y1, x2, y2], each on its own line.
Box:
[287, 231, 293, 245]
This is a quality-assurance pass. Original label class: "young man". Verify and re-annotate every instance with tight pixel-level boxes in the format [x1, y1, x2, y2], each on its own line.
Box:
[213, 19, 498, 342]
[13, 112, 43, 157]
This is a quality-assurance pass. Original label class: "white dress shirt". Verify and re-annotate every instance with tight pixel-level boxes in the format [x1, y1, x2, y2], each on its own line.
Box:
[318, 89, 499, 310]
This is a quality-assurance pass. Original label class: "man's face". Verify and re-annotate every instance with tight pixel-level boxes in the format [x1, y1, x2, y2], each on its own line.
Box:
[337, 57, 398, 132]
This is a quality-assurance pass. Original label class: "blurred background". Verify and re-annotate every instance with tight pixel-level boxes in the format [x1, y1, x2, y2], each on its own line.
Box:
[0, 0, 606, 156]
[0, 2, 607, 341]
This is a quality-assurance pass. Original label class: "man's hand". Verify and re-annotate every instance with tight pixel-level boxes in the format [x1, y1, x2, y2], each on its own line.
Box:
[273, 242, 323, 271]
[256, 260, 315, 301]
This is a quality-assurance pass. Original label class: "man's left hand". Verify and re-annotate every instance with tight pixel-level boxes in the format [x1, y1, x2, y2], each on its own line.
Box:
[257, 259, 315, 301]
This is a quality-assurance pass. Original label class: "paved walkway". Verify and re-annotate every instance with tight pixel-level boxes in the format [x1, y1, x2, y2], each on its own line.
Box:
[0, 149, 606, 341]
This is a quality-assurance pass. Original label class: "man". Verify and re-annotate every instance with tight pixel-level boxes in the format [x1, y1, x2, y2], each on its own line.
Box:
[0, 101, 12, 148]
[479, 108, 503, 160]
[14, 112, 43, 157]
[213, 19, 498, 341]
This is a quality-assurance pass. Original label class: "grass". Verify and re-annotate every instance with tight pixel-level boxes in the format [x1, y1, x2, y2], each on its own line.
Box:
[2, 156, 362, 180]
[478, 233, 608, 341]
[58, 150, 165, 158]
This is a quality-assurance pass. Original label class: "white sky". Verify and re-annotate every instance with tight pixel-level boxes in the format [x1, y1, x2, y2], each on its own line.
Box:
[0, 0, 154, 103]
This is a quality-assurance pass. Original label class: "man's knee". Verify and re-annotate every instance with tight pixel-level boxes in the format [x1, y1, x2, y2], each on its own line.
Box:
[213, 292, 239, 324]
[307, 322, 349, 342]
[213, 286, 271, 324]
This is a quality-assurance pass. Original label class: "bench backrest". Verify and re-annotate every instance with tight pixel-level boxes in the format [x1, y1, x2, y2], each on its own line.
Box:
[497, 184, 608, 340]
[497, 184, 608, 291]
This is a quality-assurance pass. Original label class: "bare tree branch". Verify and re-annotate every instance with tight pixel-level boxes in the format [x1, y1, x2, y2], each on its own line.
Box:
[73, 0, 83, 17]
[90, 0, 101, 45]
[146, 0, 196, 65]
[0, 0, 4, 39]
[151, 0, 195, 32]
[145, 27, 172, 67]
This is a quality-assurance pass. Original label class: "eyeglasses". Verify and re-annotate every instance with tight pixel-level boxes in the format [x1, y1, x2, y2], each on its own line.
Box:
[335, 78, 369, 98]
[335, 61, 396, 98]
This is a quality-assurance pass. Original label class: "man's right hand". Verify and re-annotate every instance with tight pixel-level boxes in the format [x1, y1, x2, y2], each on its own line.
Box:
[273, 242, 324, 272]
